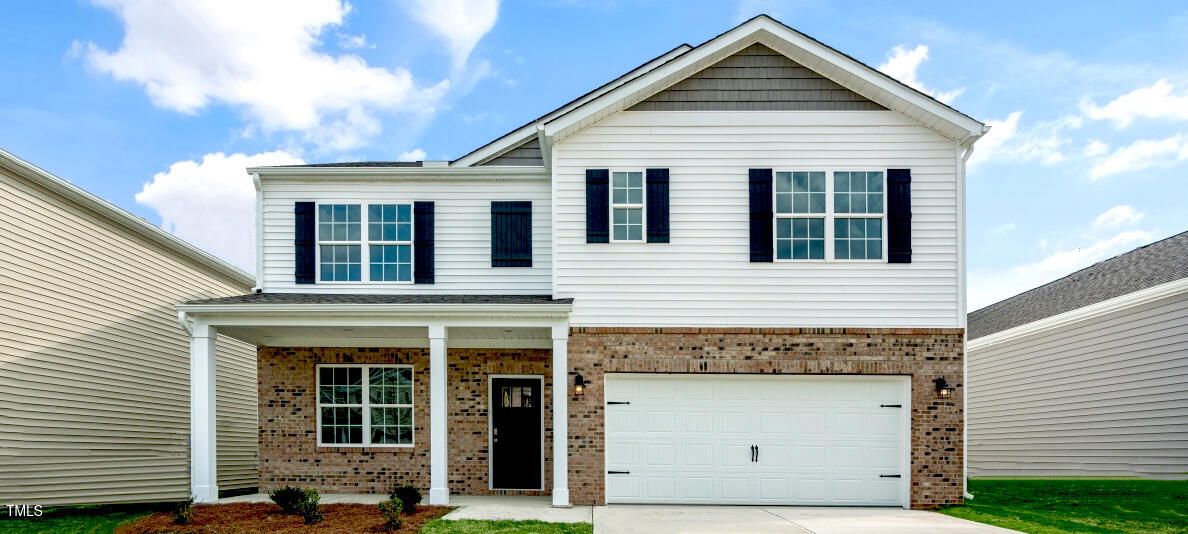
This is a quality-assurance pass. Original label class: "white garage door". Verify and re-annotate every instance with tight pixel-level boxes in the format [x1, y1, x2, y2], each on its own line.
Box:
[605, 374, 909, 507]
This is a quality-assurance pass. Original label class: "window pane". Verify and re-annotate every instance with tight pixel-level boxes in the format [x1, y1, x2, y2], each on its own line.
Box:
[792, 218, 807, 238]
[809, 193, 825, 214]
[792, 193, 808, 213]
[809, 172, 825, 193]
[851, 173, 867, 192]
[628, 224, 642, 241]
[612, 172, 626, 188]
[808, 218, 824, 239]
[835, 239, 850, 259]
[776, 172, 792, 194]
[776, 218, 792, 239]
[868, 193, 883, 214]
[777, 239, 792, 260]
[834, 172, 849, 192]
[320, 245, 361, 281]
[613, 224, 628, 241]
[868, 172, 883, 192]
[793, 172, 808, 193]
[835, 193, 849, 213]
[613, 188, 627, 204]
[369, 244, 411, 282]
[809, 239, 824, 260]
[628, 172, 642, 188]
[792, 239, 807, 259]
[628, 188, 642, 204]
[777, 193, 792, 214]
[867, 239, 882, 260]
[834, 218, 848, 238]
[851, 239, 867, 260]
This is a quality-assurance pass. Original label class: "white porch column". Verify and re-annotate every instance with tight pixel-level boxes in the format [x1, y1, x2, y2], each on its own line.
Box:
[190, 322, 218, 503]
[551, 325, 570, 507]
[428, 325, 449, 505]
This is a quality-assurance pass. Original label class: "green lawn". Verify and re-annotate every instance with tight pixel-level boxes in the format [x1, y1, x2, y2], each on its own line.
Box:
[0, 504, 157, 534]
[421, 519, 593, 534]
[940, 479, 1188, 533]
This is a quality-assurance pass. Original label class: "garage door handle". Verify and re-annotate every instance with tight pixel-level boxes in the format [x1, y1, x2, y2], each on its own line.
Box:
[879, 474, 901, 478]
[607, 401, 631, 405]
[880, 404, 902, 408]
[608, 470, 630, 475]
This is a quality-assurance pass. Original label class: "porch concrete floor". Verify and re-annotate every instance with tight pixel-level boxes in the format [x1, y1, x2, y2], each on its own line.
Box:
[442, 496, 593, 523]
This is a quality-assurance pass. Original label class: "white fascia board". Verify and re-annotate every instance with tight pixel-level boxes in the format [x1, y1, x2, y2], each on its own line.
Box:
[543, 17, 986, 143]
[967, 277, 1188, 351]
[251, 166, 548, 181]
[175, 302, 573, 317]
[451, 44, 694, 168]
[0, 148, 255, 288]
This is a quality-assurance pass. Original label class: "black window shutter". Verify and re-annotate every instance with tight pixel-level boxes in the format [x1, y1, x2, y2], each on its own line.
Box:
[414, 201, 435, 283]
[748, 169, 773, 262]
[887, 169, 912, 263]
[294, 201, 316, 284]
[585, 169, 609, 243]
[491, 201, 532, 267]
[646, 168, 670, 243]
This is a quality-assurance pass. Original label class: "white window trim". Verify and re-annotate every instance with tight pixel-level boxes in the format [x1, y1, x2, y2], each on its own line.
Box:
[315, 363, 414, 448]
[772, 168, 888, 263]
[609, 169, 646, 243]
[314, 201, 416, 284]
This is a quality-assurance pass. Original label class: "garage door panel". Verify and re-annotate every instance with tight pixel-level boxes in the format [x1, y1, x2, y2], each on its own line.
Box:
[606, 374, 908, 506]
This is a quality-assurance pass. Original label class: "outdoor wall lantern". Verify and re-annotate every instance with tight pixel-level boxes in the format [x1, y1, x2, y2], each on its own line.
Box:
[934, 377, 954, 399]
[574, 373, 586, 396]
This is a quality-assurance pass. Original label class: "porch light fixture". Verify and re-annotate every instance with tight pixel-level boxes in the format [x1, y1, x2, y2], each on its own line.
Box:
[574, 373, 586, 396]
[934, 377, 953, 399]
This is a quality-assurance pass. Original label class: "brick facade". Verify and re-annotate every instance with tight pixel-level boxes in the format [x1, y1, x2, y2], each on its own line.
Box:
[257, 346, 553, 496]
[565, 327, 964, 509]
[256, 327, 962, 510]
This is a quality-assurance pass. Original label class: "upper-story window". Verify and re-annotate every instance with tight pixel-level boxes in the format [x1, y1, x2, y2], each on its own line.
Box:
[368, 204, 413, 282]
[318, 203, 413, 282]
[774, 170, 885, 261]
[319, 204, 361, 281]
[611, 171, 644, 242]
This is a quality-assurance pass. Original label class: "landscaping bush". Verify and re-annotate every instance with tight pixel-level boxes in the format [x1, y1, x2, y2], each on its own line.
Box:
[377, 496, 403, 530]
[388, 484, 423, 514]
[268, 486, 306, 514]
[171, 494, 194, 525]
[293, 490, 322, 525]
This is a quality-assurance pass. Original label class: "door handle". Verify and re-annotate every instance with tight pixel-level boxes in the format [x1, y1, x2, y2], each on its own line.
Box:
[750, 445, 757, 462]
[755, 445, 759, 463]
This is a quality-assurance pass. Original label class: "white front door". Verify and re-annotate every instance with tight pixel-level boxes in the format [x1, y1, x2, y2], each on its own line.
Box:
[604, 374, 909, 507]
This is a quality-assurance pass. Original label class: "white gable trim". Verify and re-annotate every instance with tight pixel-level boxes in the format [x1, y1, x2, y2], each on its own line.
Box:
[543, 16, 987, 144]
[451, 44, 694, 168]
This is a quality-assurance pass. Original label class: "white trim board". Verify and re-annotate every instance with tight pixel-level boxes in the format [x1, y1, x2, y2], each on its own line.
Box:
[968, 277, 1188, 350]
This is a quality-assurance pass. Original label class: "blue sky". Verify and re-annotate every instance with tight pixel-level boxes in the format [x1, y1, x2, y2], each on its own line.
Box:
[2, 1, 1185, 310]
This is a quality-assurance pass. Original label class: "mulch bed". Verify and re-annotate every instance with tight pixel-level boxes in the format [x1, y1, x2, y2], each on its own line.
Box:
[115, 502, 454, 534]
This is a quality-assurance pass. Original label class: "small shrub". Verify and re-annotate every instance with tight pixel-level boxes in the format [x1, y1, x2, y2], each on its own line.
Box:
[268, 486, 306, 514]
[378, 496, 403, 530]
[388, 485, 423, 514]
[171, 494, 195, 525]
[293, 489, 322, 525]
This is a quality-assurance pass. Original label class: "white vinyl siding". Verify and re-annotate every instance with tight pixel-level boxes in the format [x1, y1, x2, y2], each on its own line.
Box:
[551, 110, 961, 327]
[967, 290, 1188, 479]
[0, 166, 257, 506]
[261, 180, 552, 294]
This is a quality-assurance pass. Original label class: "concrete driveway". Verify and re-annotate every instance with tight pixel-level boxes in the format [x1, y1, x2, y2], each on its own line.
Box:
[593, 505, 1017, 534]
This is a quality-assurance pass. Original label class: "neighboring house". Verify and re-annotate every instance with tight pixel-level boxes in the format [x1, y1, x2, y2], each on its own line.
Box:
[967, 231, 1188, 479]
[177, 15, 987, 510]
[0, 149, 258, 506]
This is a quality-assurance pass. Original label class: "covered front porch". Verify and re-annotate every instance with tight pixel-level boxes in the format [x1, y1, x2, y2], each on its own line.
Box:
[176, 294, 574, 507]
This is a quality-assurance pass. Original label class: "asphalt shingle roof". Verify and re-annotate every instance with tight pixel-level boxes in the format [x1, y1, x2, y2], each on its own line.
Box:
[184, 293, 572, 305]
[968, 230, 1188, 340]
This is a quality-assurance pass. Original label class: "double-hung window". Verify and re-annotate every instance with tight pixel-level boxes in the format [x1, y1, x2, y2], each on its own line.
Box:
[773, 170, 885, 261]
[318, 364, 413, 447]
[317, 203, 413, 282]
[611, 171, 644, 242]
[775, 171, 826, 260]
[368, 204, 413, 282]
[833, 171, 885, 260]
[318, 204, 361, 281]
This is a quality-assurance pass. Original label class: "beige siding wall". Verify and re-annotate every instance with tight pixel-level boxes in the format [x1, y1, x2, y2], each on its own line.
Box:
[967, 290, 1188, 479]
[0, 166, 257, 505]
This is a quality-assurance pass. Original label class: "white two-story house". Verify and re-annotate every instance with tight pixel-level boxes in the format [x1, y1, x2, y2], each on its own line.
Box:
[177, 15, 986, 510]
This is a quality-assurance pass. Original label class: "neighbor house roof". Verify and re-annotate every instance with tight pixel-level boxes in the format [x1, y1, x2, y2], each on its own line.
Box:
[968, 231, 1188, 340]
[0, 148, 255, 287]
[258, 14, 987, 172]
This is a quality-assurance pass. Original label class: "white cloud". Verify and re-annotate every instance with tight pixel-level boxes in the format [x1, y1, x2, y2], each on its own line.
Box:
[969, 230, 1152, 310]
[398, 148, 426, 161]
[1090, 133, 1188, 179]
[1083, 139, 1109, 157]
[1082, 80, 1188, 128]
[968, 111, 1069, 169]
[404, 0, 499, 69]
[338, 33, 374, 50]
[987, 222, 1016, 237]
[135, 151, 304, 271]
[877, 44, 965, 104]
[81, 0, 449, 151]
[1093, 205, 1144, 228]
